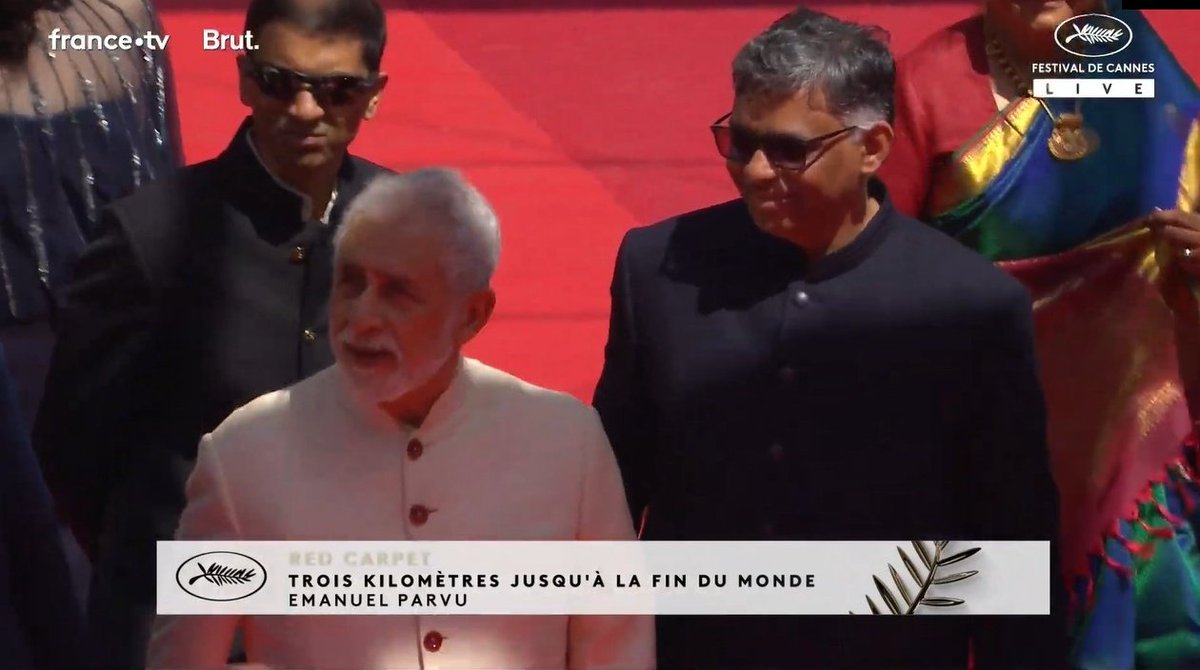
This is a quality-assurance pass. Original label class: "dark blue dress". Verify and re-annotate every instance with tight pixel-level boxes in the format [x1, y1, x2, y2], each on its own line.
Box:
[0, 3, 181, 665]
[0, 341, 86, 668]
[0, 0, 181, 424]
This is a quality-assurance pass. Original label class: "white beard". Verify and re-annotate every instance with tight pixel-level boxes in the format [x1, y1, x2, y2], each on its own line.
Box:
[334, 326, 457, 405]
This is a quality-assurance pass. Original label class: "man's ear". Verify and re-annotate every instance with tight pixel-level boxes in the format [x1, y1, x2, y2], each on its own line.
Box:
[455, 288, 495, 346]
[860, 122, 894, 177]
[363, 73, 388, 120]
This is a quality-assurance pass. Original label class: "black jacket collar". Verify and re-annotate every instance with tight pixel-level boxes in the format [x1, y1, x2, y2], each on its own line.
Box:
[215, 117, 369, 238]
[733, 177, 898, 283]
[801, 178, 897, 282]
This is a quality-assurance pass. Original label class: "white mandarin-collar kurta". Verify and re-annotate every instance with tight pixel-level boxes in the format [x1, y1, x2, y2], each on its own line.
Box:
[147, 357, 654, 670]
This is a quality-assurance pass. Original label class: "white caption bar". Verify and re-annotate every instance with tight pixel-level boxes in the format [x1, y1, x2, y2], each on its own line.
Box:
[157, 541, 1050, 616]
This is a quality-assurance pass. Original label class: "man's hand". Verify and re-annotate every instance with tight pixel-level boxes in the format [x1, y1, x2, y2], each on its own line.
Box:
[1148, 208, 1200, 277]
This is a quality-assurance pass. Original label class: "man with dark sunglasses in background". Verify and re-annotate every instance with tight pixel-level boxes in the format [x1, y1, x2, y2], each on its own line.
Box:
[593, 7, 1069, 669]
[33, 0, 391, 666]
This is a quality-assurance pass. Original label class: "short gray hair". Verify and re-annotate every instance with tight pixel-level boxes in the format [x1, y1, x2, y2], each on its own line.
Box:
[337, 168, 500, 292]
[732, 8, 894, 126]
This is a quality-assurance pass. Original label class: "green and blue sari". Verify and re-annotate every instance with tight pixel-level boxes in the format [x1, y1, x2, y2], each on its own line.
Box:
[925, 7, 1200, 668]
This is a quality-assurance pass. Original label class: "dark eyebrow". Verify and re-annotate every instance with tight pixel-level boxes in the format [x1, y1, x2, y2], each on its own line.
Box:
[335, 262, 413, 289]
[256, 61, 366, 78]
[380, 274, 409, 289]
[728, 121, 754, 134]
[729, 123, 817, 144]
[371, 269, 416, 296]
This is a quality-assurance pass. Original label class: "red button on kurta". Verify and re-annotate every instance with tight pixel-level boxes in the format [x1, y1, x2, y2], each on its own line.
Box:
[423, 630, 444, 652]
[407, 439, 423, 460]
[289, 246, 306, 264]
[409, 504, 430, 525]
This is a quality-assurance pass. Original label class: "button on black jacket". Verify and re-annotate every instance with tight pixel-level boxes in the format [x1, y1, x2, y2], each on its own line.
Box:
[593, 182, 1071, 670]
[33, 118, 390, 669]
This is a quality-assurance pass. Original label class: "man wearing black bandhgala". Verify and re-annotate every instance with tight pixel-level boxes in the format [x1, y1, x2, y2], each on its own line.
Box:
[34, 0, 391, 665]
[593, 8, 1069, 669]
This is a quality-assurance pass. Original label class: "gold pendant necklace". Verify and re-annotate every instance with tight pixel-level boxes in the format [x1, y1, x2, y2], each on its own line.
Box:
[984, 22, 1098, 161]
[1046, 107, 1099, 160]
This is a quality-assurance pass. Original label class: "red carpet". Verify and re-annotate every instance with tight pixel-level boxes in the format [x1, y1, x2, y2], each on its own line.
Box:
[156, 3, 1200, 400]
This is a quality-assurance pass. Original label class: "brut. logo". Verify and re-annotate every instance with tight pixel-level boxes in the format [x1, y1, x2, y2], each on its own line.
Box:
[1055, 14, 1133, 58]
[176, 551, 267, 602]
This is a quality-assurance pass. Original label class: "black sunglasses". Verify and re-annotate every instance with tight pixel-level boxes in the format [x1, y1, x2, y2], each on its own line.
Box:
[241, 59, 379, 107]
[710, 112, 857, 171]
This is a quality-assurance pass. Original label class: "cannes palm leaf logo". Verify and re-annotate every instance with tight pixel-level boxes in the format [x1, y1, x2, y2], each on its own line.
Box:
[187, 562, 258, 587]
[177, 551, 267, 602]
[852, 541, 981, 615]
[1065, 24, 1123, 45]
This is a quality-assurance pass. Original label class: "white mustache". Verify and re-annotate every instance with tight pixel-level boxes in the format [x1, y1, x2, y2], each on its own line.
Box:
[338, 331, 400, 356]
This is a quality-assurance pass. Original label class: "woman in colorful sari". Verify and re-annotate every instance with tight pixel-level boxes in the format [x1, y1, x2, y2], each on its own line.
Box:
[878, 1, 1200, 667]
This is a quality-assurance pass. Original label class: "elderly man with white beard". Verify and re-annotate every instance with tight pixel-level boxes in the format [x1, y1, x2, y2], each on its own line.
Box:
[146, 168, 655, 670]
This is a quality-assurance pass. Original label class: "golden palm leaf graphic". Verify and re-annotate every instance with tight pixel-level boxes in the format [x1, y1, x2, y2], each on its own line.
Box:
[851, 541, 981, 615]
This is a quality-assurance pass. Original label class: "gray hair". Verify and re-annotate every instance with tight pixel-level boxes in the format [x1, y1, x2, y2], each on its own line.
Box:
[336, 168, 501, 292]
[732, 8, 895, 126]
